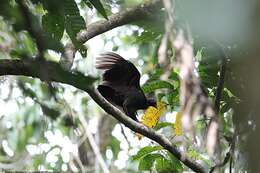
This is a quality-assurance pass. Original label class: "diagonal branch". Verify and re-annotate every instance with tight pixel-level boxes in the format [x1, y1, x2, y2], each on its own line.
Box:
[62, 0, 162, 70]
[86, 87, 207, 173]
[77, 0, 162, 43]
[0, 58, 206, 173]
[62, 0, 162, 71]
[78, 113, 110, 173]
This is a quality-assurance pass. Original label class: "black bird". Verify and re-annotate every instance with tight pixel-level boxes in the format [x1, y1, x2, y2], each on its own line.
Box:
[96, 52, 156, 121]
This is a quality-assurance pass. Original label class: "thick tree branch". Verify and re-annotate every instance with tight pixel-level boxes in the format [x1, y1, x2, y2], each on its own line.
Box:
[0, 59, 206, 173]
[77, 0, 162, 43]
[63, 0, 162, 70]
[0, 59, 96, 89]
[86, 88, 207, 173]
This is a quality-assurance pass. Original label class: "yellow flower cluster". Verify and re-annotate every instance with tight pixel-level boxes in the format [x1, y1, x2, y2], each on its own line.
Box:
[174, 112, 182, 136]
[141, 102, 166, 128]
[137, 102, 166, 139]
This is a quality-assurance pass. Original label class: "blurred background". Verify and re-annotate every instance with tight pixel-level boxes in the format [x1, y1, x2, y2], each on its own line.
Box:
[0, 0, 260, 172]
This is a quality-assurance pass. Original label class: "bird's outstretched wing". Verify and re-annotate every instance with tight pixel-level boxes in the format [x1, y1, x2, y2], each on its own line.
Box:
[96, 52, 141, 88]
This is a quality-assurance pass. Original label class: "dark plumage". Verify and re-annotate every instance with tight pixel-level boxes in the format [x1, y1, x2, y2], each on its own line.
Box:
[96, 52, 156, 121]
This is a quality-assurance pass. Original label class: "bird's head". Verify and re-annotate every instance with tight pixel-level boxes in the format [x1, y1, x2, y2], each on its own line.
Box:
[146, 98, 157, 108]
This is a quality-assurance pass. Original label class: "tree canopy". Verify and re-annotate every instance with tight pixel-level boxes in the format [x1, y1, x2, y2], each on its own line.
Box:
[0, 0, 260, 172]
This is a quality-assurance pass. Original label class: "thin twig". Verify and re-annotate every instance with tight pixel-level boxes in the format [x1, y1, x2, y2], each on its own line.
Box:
[119, 124, 131, 148]
[229, 155, 232, 173]
[78, 113, 110, 173]
[71, 152, 86, 173]
[209, 134, 235, 173]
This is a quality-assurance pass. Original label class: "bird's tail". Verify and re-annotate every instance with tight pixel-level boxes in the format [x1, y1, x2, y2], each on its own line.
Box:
[95, 52, 123, 70]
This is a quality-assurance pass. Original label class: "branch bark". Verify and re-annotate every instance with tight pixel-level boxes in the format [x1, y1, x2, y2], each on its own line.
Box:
[0, 58, 207, 173]
[0, 59, 96, 90]
[77, 0, 163, 43]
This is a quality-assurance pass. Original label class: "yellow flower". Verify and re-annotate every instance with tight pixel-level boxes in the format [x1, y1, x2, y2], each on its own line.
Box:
[142, 106, 158, 128]
[136, 102, 166, 139]
[174, 112, 182, 136]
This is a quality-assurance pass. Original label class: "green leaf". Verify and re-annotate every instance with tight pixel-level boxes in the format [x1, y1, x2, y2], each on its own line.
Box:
[41, 32, 64, 52]
[154, 122, 174, 131]
[0, 0, 26, 31]
[89, 0, 108, 19]
[82, 0, 93, 9]
[149, 68, 164, 81]
[157, 92, 166, 101]
[64, 0, 87, 56]
[17, 125, 33, 150]
[132, 146, 162, 160]
[17, 81, 37, 99]
[110, 136, 120, 159]
[155, 151, 183, 173]
[167, 151, 183, 172]
[136, 30, 162, 44]
[139, 153, 163, 171]
[169, 71, 179, 81]
[187, 149, 211, 166]
[155, 157, 174, 173]
[142, 80, 175, 93]
[40, 103, 60, 120]
[61, 115, 75, 127]
[42, 11, 65, 41]
[195, 47, 205, 61]
[167, 91, 178, 106]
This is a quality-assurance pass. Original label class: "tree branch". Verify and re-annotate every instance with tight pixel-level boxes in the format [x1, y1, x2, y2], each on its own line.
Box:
[209, 134, 235, 173]
[0, 58, 206, 173]
[86, 87, 207, 173]
[78, 112, 110, 173]
[62, 0, 162, 71]
[77, 0, 163, 43]
[0, 59, 96, 90]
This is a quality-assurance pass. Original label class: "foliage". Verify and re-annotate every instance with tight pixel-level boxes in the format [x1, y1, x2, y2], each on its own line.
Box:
[132, 146, 183, 172]
[0, 0, 248, 172]
[87, 0, 108, 19]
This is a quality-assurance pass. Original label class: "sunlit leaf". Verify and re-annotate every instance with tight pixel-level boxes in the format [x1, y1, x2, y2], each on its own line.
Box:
[142, 80, 174, 93]
[88, 0, 108, 19]
[139, 153, 163, 171]
[154, 122, 173, 131]
[132, 146, 162, 161]
[64, 0, 87, 56]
